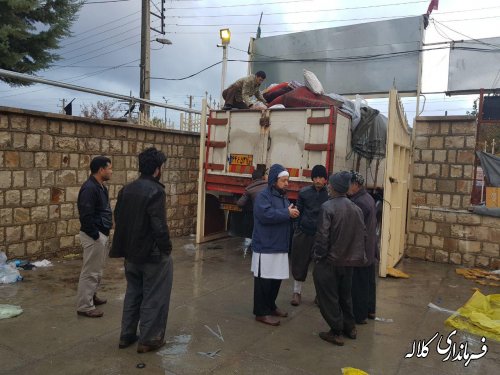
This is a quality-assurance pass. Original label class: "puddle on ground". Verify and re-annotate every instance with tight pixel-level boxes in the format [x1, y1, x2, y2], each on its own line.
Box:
[182, 244, 197, 255]
[158, 334, 192, 357]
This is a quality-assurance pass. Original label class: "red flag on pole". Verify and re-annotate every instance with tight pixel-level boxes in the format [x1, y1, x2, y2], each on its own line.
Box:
[427, 0, 439, 15]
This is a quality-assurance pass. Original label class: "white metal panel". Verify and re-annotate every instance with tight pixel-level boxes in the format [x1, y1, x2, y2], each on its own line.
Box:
[266, 109, 309, 179]
[333, 113, 351, 173]
[251, 17, 423, 95]
[448, 38, 500, 93]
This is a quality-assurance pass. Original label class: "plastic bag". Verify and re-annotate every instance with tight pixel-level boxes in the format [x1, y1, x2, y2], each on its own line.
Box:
[0, 304, 23, 320]
[0, 252, 22, 284]
[0, 263, 22, 284]
[352, 94, 368, 131]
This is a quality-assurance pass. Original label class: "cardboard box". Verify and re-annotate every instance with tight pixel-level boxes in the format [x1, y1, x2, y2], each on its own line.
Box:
[485, 187, 500, 208]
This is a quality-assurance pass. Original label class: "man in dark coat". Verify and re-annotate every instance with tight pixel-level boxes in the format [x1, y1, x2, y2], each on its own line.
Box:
[237, 168, 268, 247]
[312, 171, 367, 346]
[290, 165, 329, 306]
[348, 171, 378, 323]
[110, 147, 173, 354]
[76, 156, 113, 318]
[251, 164, 300, 326]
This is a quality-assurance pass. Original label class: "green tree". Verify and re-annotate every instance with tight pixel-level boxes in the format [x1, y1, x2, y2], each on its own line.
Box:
[0, 0, 82, 86]
[466, 98, 479, 117]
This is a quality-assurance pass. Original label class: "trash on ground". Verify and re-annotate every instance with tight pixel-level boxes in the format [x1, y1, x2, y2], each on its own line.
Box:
[374, 317, 393, 323]
[0, 304, 23, 319]
[63, 253, 81, 260]
[32, 260, 53, 268]
[136, 363, 146, 369]
[445, 290, 500, 342]
[342, 367, 369, 375]
[386, 267, 410, 279]
[197, 349, 221, 359]
[428, 302, 457, 315]
[0, 260, 23, 284]
[455, 268, 500, 287]
[204, 324, 224, 342]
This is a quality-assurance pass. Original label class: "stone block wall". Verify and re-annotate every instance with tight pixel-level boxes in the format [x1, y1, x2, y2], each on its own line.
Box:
[407, 116, 500, 268]
[0, 107, 200, 259]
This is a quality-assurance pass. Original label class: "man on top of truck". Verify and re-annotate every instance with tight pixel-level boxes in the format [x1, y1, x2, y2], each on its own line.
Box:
[222, 71, 267, 110]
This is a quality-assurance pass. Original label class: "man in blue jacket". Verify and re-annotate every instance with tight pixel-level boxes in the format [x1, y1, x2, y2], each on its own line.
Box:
[251, 164, 300, 326]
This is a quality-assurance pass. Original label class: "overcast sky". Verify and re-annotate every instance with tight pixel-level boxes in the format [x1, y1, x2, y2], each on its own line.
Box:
[0, 0, 499, 125]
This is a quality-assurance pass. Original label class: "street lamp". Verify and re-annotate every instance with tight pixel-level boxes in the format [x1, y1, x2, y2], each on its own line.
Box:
[218, 28, 230, 105]
[156, 38, 172, 45]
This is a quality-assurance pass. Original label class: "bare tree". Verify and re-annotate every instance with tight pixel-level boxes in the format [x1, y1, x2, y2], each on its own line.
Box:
[80, 100, 121, 119]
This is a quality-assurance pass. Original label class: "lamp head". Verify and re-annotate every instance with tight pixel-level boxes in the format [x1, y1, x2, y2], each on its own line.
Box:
[220, 28, 231, 45]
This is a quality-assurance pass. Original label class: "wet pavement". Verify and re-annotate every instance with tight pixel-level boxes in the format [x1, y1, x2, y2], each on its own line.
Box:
[0, 236, 499, 375]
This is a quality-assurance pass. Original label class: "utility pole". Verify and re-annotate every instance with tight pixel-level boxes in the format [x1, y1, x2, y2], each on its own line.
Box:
[140, 0, 151, 121]
[188, 95, 193, 130]
[59, 99, 66, 114]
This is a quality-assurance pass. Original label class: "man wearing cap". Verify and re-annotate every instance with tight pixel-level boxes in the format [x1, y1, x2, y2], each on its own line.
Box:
[290, 165, 329, 306]
[251, 164, 300, 326]
[312, 171, 367, 346]
[348, 171, 378, 324]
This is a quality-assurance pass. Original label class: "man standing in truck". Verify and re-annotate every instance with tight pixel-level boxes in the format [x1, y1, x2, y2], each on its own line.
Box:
[290, 165, 329, 306]
[222, 71, 267, 110]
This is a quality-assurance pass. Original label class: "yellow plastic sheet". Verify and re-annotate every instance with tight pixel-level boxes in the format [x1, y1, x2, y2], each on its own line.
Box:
[341, 367, 369, 375]
[445, 291, 500, 342]
[386, 267, 410, 279]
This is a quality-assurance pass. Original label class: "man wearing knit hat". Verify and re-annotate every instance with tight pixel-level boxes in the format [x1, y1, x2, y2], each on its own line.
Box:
[290, 165, 329, 306]
[348, 171, 378, 324]
[251, 164, 300, 326]
[312, 171, 367, 346]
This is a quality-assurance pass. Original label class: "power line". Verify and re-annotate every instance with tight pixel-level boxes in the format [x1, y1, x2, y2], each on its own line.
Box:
[61, 10, 141, 44]
[0, 59, 140, 99]
[84, 0, 132, 4]
[61, 21, 141, 53]
[432, 18, 500, 49]
[166, 1, 428, 18]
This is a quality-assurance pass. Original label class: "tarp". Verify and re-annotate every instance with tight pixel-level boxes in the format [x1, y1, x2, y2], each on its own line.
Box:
[476, 151, 500, 187]
[351, 106, 387, 160]
[445, 291, 500, 342]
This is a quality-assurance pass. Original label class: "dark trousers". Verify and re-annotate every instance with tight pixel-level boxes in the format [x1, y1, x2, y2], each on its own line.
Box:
[120, 255, 173, 345]
[290, 229, 315, 282]
[368, 263, 377, 315]
[352, 266, 369, 322]
[313, 261, 355, 334]
[352, 264, 377, 321]
[253, 276, 282, 316]
[222, 86, 249, 109]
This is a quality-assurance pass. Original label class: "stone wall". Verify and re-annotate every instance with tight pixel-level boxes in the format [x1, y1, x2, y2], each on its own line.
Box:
[0, 107, 200, 259]
[407, 116, 500, 268]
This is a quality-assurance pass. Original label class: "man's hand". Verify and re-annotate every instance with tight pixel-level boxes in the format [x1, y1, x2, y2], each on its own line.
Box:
[288, 204, 300, 218]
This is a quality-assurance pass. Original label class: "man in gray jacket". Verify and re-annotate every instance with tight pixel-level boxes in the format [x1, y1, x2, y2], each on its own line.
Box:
[312, 171, 367, 346]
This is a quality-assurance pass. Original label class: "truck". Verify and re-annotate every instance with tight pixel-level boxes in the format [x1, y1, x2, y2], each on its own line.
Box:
[197, 104, 383, 234]
[196, 89, 412, 277]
